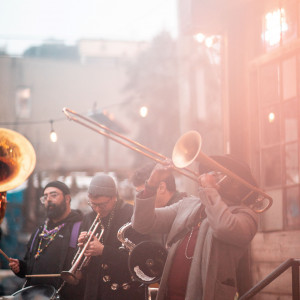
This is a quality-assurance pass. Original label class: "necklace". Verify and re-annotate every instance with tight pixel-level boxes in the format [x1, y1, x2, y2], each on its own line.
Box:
[184, 222, 202, 260]
[184, 228, 195, 260]
[100, 200, 118, 244]
[35, 220, 65, 259]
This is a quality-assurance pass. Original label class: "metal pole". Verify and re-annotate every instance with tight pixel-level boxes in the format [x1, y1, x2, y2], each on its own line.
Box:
[292, 262, 299, 300]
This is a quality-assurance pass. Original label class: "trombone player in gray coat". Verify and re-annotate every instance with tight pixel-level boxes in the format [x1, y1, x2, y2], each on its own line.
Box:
[132, 155, 259, 300]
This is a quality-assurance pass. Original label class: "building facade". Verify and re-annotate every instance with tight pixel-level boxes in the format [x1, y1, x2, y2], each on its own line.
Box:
[177, 0, 300, 298]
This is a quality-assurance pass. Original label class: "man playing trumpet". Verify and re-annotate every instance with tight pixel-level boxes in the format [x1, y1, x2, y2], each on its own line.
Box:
[78, 173, 146, 300]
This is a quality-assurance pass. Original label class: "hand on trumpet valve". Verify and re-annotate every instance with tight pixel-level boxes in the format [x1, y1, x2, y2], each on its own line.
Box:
[86, 236, 104, 257]
[78, 231, 104, 257]
[77, 231, 89, 247]
[9, 258, 20, 274]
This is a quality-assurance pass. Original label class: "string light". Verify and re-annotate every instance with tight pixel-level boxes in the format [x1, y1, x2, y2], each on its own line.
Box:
[139, 106, 148, 118]
[268, 112, 275, 123]
[49, 120, 58, 143]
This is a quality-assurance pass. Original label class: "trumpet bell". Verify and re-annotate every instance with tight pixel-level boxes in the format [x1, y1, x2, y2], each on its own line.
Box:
[172, 130, 202, 169]
[61, 270, 81, 285]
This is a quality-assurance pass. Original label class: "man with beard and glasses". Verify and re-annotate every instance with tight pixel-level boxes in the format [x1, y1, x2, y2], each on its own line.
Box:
[8, 181, 84, 300]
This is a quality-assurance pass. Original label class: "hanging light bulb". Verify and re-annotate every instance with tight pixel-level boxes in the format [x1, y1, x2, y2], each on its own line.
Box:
[139, 106, 148, 118]
[49, 120, 58, 143]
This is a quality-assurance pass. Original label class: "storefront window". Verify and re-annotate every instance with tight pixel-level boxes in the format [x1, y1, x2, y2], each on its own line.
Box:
[281, 0, 298, 45]
[260, 63, 280, 104]
[261, 105, 280, 146]
[262, 7, 288, 50]
[262, 146, 282, 187]
[285, 142, 299, 185]
[261, 1, 298, 52]
[282, 57, 297, 100]
[283, 98, 298, 142]
[286, 186, 300, 228]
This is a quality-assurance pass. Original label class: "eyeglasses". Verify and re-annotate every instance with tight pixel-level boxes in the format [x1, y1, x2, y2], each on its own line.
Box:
[87, 199, 111, 209]
[207, 171, 231, 186]
[40, 192, 63, 204]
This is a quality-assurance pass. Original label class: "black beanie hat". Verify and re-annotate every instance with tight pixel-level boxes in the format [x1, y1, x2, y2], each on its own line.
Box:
[198, 154, 257, 187]
[43, 181, 71, 195]
[198, 154, 258, 204]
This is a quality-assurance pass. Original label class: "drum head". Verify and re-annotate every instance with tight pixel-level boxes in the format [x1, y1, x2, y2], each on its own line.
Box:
[128, 241, 167, 284]
[11, 284, 56, 300]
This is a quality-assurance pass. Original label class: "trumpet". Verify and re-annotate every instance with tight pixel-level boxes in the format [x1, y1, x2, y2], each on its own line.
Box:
[61, 213, 104, 285]
[63, 107, 273, 213]
[117, 222, 167, 284]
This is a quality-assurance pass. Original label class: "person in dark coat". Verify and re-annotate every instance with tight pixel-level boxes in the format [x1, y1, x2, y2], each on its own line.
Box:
[78, 174, 146, 300]
[9, 181, 84, 300]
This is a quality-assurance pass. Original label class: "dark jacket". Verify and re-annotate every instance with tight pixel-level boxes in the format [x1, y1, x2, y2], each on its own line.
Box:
[17, 209, 84, 300]
[80, 199, 146, 300]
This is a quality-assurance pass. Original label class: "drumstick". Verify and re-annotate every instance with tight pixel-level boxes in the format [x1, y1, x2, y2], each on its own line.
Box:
[0, 248, 10, 261]
[25, 274, 61, 278]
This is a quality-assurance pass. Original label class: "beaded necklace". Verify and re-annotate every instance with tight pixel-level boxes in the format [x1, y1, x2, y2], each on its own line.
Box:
[35, 220, 65, 259]
[100, 200, 118, 244]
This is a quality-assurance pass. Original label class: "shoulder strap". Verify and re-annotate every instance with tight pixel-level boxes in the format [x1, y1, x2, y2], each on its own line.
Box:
[69, 221, 82, 248]
[29, 228, 40, 253]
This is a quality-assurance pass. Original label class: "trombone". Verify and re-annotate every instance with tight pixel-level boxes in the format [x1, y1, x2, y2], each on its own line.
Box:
[63, 108, 273, 213]
[61, 213, 104, 285]
[63, 108, 198, 181]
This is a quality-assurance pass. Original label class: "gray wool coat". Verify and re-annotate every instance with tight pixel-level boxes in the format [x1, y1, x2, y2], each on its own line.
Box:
[132, 188, 258, 300]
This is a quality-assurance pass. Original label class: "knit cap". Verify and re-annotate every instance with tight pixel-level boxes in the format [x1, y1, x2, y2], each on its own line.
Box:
[88, 174, 117, 197]
[43, 181, 71, 195]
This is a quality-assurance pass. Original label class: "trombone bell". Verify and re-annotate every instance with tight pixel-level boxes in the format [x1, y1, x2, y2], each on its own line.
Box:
[172, 130, 273, 213]
[172, 131, 202, 169]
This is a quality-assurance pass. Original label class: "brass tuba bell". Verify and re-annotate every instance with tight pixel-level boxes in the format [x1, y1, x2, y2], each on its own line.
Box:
[0, 128, 36, 224]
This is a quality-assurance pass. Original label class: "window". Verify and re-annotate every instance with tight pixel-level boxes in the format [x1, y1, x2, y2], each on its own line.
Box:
[261, 0, 298, 52]
[251, 54, 300, 231]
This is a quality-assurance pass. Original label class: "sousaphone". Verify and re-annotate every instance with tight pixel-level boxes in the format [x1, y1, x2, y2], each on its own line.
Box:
[0, 128, 36, 224]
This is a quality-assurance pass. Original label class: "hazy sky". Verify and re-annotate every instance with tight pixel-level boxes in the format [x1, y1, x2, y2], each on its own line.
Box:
[0, 0, 178, 54]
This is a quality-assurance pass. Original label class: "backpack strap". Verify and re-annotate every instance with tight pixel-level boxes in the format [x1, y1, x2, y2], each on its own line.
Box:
[29, 228, 40, 253]
[69, 221, 82, 248]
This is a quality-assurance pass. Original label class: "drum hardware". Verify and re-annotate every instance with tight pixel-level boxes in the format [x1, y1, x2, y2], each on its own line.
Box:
[63, 107, 273, 213]
[148, 287, 158, 300]
[0, 248, 10, 261]
[25, 274, 61, 278]
[10, 284, 58, 300]
[117, 222, 167, 284]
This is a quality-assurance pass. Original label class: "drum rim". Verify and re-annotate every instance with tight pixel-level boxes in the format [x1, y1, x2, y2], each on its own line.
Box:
[11, 284, 56, 296]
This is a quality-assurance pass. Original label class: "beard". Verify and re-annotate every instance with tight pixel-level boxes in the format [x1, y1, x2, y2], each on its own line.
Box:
[46, 198, 67, 220]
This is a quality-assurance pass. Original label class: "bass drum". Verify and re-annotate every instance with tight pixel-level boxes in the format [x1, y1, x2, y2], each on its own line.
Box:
[11, 285, 57, 300]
